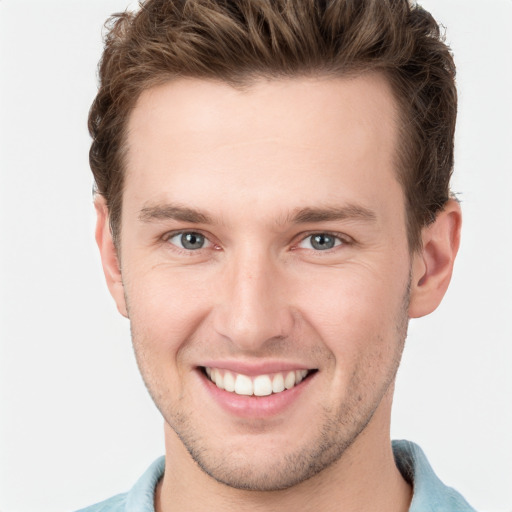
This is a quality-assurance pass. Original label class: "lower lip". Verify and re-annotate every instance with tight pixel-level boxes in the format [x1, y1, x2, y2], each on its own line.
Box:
[198, 370, 315, 419]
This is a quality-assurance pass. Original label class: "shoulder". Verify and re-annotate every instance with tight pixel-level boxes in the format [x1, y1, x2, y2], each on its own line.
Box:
[74, 492, 127, 512]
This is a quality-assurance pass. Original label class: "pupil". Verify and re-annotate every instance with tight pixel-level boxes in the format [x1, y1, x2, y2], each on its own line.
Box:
[312, 234, 334, 250]
[182, 232, 204, 249]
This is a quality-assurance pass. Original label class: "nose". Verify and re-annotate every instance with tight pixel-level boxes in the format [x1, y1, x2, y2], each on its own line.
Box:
[212, 249, 295, 353]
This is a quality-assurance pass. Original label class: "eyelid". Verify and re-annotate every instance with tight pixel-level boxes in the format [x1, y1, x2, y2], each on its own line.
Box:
[159, 229, 351, 253]
[293, 231, 352, 250]
[162, 229, 216, 252]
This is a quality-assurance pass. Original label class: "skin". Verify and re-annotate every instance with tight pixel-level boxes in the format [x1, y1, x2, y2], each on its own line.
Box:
[96, 74, 461, 511]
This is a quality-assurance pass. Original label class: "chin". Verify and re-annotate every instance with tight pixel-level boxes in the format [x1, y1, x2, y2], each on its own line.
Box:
[167, 405, 370, 492]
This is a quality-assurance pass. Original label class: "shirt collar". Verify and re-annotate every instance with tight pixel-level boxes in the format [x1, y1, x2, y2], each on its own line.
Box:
[393, 440, 476, 512]
[126, 456, 165, 512]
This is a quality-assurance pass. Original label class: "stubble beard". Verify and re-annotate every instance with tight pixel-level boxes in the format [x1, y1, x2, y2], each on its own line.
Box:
[167, 396, 388, 492]
[129, 279, 411, 492]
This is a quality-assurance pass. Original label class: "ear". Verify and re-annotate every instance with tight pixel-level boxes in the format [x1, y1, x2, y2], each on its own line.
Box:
[94, 196, 128, 318]
[409, 199, 462, 319]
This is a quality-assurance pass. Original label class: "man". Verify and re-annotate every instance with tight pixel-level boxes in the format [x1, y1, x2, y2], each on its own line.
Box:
[79, 0, 474, 510]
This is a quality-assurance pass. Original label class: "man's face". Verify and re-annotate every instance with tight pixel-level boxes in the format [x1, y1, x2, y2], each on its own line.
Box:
[113, 75, 415, 490]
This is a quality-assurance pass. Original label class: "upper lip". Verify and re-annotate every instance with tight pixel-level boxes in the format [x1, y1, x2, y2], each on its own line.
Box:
[198, 360, 315, 376]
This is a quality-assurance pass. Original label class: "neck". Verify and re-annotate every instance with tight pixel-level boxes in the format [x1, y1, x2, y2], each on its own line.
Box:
[156, 392, 411, 512]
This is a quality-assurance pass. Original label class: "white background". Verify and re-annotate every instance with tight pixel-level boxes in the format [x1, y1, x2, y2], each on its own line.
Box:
[0, 1, 511, 511]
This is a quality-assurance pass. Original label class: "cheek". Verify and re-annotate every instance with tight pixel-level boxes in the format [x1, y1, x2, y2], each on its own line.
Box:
[123, 269, 215, 407]
[296, 263, 404, 325]
[124, 266, 214, 356]
[292, 263, 409, 362]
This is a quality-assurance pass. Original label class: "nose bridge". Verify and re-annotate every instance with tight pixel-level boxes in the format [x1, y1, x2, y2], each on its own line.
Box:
[214, 245, 293, 351]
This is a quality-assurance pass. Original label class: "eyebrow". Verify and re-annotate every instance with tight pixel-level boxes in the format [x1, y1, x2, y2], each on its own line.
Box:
[287, 205, 377, 224]
[139, 204, 213, 224]
[138, 202, 377, 226]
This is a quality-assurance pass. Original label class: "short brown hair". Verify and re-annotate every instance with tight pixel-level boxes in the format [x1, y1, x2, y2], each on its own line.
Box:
[89, 0, 457, 251]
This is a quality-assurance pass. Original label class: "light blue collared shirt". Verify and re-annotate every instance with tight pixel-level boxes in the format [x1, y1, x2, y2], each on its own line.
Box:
[75, 440, 476, 511]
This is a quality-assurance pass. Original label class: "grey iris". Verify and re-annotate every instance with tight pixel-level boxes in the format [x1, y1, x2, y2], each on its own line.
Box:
[181, 232, 205, 250]
[310, 234, 335, 250]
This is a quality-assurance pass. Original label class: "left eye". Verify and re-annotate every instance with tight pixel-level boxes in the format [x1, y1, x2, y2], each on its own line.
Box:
[298, 233, 343, 251]
[167, 232, 210, 250]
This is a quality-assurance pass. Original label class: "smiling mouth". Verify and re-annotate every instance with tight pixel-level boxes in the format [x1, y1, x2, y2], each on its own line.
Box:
[201, 367, 316, 397]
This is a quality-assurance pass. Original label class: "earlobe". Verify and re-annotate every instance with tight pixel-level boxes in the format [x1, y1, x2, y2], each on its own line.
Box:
[409, 199, 462, 319]
[94, 196, 128, 318]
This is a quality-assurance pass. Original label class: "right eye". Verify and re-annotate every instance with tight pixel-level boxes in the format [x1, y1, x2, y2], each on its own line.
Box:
[166, 232, 211, 251]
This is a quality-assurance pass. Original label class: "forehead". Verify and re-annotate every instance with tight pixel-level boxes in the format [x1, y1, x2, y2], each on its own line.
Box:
[124, 74, 402, 223]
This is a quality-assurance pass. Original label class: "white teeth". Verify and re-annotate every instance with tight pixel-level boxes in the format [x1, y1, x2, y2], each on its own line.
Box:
[272, 373, 285, 393]
[235, 374, 253, 396]
[223, 371, 235, 392]
[205, 367, 311, 396]
[214, 369, 224, 390]
[284, 371, 296, 389]
[295, 369, 308, 384]
[253, 375, 273, 396]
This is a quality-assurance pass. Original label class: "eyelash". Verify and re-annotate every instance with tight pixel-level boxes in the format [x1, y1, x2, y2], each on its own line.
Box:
[294, 232, 350, 252]
[162, 231, 216, 255]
